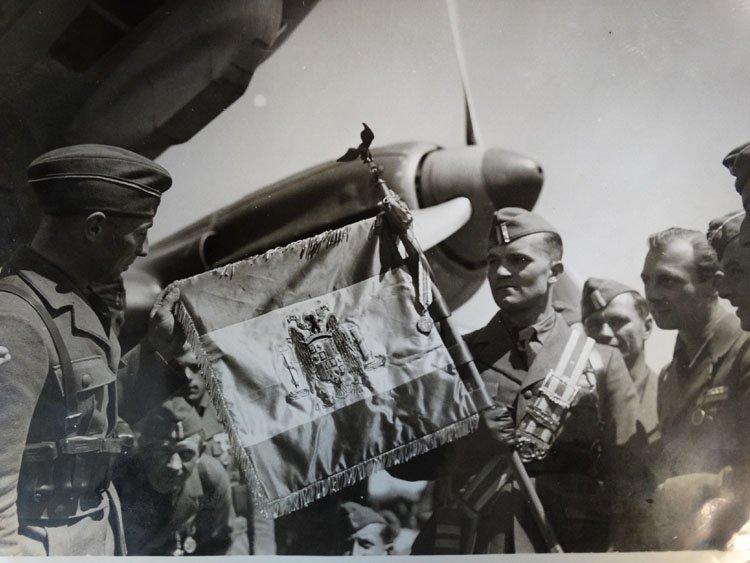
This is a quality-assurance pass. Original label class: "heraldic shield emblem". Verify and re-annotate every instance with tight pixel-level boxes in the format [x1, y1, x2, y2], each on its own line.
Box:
[280, 304, 385, 409]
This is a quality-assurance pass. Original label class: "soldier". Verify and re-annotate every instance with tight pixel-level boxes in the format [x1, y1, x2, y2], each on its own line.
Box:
[404, 208, 637, 554]
[337, 501, 396, 556]
[176, 347, 276, 554]
[640, 227, 750, 549]
[117, 396, 248, 555]
[581, 278, 657, 441]
[723, 142, 750, 213]
[0, 145, 186, 555]
[580, 278, 658, 550]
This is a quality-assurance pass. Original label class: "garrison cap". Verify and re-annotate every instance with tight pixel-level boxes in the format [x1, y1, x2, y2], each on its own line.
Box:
[707, 210, 745, 260]
[722, 142, 750, 194]
[340, 502, 387, 535]
[136, 396, 204, 440]
[490, 207, 558, 246]
[28, 144, 171, 217]
[581, 277, 639, 320]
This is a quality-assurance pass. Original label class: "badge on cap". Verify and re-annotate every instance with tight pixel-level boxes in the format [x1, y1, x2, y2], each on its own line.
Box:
[171, 421, 185, 440]
[500, 222, 510, 243]
[589, 289, 608, 311]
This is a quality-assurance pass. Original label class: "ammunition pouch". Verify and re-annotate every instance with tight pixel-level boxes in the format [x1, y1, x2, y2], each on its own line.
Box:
[18, 434, 132, 517]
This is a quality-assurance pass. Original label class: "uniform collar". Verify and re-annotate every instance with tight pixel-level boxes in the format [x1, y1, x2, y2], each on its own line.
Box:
[470, 309, 560, 347]
[674, 307, 742, 369]
[5, 247, 112, 350]
[629, 354, 655, 392]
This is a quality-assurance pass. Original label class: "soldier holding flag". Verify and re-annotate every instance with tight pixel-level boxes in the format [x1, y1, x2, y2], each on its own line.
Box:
[401, 208, 638, 554]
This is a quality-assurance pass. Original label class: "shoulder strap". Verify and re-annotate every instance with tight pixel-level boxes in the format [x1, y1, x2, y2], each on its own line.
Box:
[515, 328, 595, 462]
[588, 345, 603, 374]
[0, 280, 78, 417]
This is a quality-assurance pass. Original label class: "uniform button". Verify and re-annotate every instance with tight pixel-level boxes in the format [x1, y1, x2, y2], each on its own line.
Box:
[54, 504, 65, 515]
[523, 390, 533, 400]
[81, 373, 92, 388]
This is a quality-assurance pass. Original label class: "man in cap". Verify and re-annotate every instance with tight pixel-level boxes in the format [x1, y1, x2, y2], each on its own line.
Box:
[723, 142, 750, 213]
[580, 278, 658, 550]
[0, 145, 186, 555]
[337, 501, 396, 556]
[176, 347, 276, 554]
[406, 208, 637, 553]
[640, 226, 750, 549]
[117, 396, 248, 555]
[581, 278, 657, 441]
[708, 210, 750, 331]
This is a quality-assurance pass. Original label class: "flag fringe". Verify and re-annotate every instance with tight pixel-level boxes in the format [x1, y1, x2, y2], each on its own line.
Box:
[173, 297, 479, 518]
[186, 219, 365, 285]
[267, 412, 479, 518]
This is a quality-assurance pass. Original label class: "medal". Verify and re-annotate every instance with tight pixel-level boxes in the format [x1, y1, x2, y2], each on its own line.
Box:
[183, 536, 197, 554]
[416, 315, 434, 335]
[691, 408, 706, 426]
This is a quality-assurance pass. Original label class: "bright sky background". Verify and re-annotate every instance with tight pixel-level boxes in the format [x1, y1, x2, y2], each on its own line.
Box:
[154, 0, 750, 370]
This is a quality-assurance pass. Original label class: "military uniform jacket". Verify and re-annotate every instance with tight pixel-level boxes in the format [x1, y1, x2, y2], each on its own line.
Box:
[409, 310, 638, 553]
[119, 453, 247, 555]
[656, 308, 750, 479]
[649, 308, 750, 549]
[0, 248, 179, 555]
[631, 358, 659, 446]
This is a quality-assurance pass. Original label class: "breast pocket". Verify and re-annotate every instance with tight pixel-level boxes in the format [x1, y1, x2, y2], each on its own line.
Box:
[55, 355, 116, 434]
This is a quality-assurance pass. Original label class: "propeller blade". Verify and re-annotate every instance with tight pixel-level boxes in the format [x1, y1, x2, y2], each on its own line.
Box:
[411, 196, 472, 250]
[446, 0, 482, 146]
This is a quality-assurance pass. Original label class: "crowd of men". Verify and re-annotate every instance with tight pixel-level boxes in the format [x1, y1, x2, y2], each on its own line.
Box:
[0, 140, 750, 555]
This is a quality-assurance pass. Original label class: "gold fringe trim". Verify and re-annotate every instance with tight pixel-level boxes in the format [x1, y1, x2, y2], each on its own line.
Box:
[187, 218, 369, 284]
[172, 295, 478, 518]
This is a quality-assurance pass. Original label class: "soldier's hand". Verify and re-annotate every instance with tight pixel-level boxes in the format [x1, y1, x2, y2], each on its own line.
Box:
[147, 286, 185, 362]
[0, 346, 10, 366]
[481, 404, 517, 446]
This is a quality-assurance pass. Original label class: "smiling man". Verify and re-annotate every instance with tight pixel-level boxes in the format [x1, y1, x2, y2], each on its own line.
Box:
[118, 396, 247, 555]
[640, 227, 750, 550]
[581, 278, 657, 440]
[0, 145, 186, 555]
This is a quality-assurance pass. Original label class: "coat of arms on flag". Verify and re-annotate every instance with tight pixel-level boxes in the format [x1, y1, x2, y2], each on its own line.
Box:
[169, 210, 481, 517]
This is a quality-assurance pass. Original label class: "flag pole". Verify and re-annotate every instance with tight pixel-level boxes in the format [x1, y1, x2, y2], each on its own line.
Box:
[338, 123, 564, 553]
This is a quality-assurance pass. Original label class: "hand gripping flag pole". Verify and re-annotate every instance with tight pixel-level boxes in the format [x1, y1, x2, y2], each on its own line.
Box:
[338, 124, 563, 554]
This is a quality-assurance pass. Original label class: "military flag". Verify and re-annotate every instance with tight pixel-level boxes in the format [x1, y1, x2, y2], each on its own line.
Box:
[169, 213, 480, 517]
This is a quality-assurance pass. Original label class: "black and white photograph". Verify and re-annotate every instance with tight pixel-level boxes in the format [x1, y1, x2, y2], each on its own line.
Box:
[0, 0, 749, 559]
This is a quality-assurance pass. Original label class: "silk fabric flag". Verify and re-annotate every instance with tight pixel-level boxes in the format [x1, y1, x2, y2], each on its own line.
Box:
[170, 215, 479, 516]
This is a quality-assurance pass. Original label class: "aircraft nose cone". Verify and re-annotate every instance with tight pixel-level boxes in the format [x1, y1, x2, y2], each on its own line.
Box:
[480, 147, 544, 210]
[419, 146, 544, 268]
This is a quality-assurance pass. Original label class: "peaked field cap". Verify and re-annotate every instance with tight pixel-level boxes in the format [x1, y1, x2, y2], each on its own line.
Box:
[722, 142, 750, 193]
[136, 396, 204, 440]
[581, 277, 639, 320]
[340, 501, 387, 533]
[490, 207, 558, 246]
[28, 144, 171, 217]
[707, 210, 745, 260]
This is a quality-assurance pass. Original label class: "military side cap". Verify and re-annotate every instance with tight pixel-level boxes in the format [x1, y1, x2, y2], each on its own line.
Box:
[28, 144, 171, 217]
[340, 502, 387, 534]
[490, 207, 558, 246]
[707, 210, 745, 260]
[136, 396, 204, 440]
[722, 142, 750, 193]
[581, 277, 638, 320]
